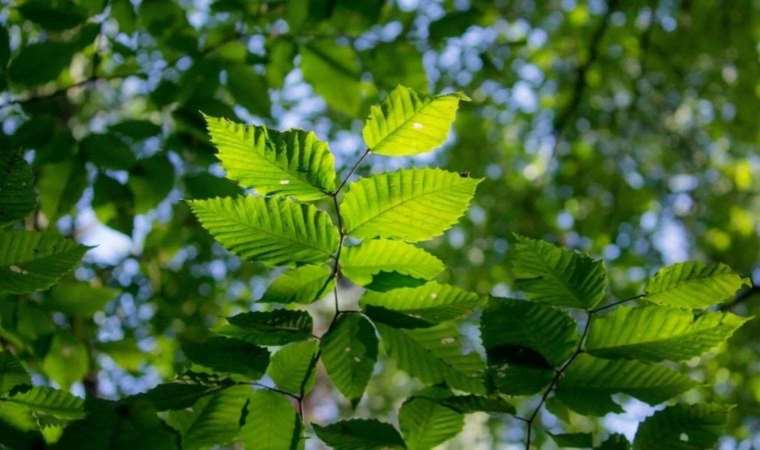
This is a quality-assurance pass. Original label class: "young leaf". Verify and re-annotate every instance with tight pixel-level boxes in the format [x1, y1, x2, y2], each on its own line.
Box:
[341, 168, 481, 242]
[205, 115, 336, 201]
[375, 322, 485, 394]
[0, 231, 89, 294]
[0, 353, 30, 395]
[267, 339, 319, 395]
[644, 262, 747, 309]
[239, 390, 303, 450]
[399, 397, 464, 450]
[363, 85, 469, 156]
[188, 196, 339, 266]
[360, 282, 483, 322]
[216, 310, 313, 345]
[341, 239, 445, 286]
[587, 306, 750, 361]
[0, 149, 36, 226]
[511, 235, 608, 309]
[321, 314, 378, 404]
[555, 354, 697, 416]
[183, 386, 250, 450]
[313, 419, 405, 450]
[632, 403, 730, 450]
[258, 265, 333, 304]
[182, 337, 269, 378]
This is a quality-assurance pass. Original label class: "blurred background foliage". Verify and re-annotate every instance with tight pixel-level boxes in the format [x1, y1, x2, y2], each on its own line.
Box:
[0, 0, 758, 448]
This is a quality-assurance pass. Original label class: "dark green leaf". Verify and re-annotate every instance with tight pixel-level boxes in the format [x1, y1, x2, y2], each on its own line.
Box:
[313, 419, 405, 450]
[182, 336, 269, 378]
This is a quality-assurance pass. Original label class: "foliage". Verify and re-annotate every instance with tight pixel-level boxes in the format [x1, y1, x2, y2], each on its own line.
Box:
[1, 1, 759, 449]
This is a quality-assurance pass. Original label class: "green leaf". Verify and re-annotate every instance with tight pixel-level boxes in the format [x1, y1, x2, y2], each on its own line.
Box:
[341, 168, 481, 242]
[555, 354, 697, 416]
[0, 353, 30, 395]
[511, 235, 608, 309]
[437, 395, 515, 415]
[364, 43, 428, 93]
[53, 399, 179, 450]
[549, 432, 593, 448]
[46, 281, 120, 316]
[38, 159, 87, 221]
[481, 299, 578, 395]
[205, 115, 336, 201]
[321, 314, 378, 403]
[375, 322, 485, 394]
[301, 40, 369, 116]
[80, 133, 137, 170]
[226, 65, 271, 116]
[267, 339, 318, 394]
[362, 305, 435, 329]
[183, 386, 250, 450]
[399, 397, 463, 450]
[8, 41, 74, 86]
[239, 390, 303, 450]
[182, 336, 269, 378]
[644, 262, 748, 308]
[597, 434, 631, 450]
[342, 239, 444, 286]
[17, 0, 88, 31]
[41, 333, 88, 390]
[128, 153, 176, 213]
[259, 265, 333, 304]
[216, 310, 313, 345]
[633, 403, 730, 450]
[0, 149, 36, 226]
[360, 282, 482, 322]
[188, 195, 339, 266]
[482, 299, 578, 366]
[313, 419, 405, 450]
[363, 85, 468, 156]
[3, 386, 84, 421]
[133, 383, 220, 411]
[0, 231, 89, 294]
[587, 305, 750, 361]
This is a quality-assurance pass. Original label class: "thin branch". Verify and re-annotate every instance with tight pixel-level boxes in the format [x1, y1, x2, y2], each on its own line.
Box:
[590, 293, 645, 314]
[295, 146, 372, 421]
[524, 311, 593, 450]
[333, 148, 371, 195]
[251, 382, 299, 400]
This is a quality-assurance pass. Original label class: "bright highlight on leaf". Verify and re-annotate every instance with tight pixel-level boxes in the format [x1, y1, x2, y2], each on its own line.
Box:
[587, 306, 749, 361]
[644, 261, 748, 308]
[239, 390, 303, 450]
[363, 85, 469, 156]
[341, 168, 481, 242]
[205, 115, 336, 201]
[188, 196, 339, 266]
